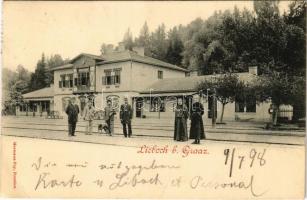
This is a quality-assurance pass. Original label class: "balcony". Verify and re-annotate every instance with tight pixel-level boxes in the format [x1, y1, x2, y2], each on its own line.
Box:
[73, 69, 96, 94]
[73, 83, 95, 94]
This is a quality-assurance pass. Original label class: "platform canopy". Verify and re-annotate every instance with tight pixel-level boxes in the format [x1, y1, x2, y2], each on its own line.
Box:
[23, 86, 54, 100]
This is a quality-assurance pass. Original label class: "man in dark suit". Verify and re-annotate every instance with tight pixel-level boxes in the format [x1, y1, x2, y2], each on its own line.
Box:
[65, 98, 79, 136]
[120, 97, 133, 138]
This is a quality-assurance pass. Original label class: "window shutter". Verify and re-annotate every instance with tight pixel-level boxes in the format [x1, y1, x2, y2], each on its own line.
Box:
[59, 81, 62, 88]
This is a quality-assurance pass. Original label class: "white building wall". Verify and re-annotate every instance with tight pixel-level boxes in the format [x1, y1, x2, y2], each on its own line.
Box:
[131, 62, 186, 92]
[96, 61, 132, 93]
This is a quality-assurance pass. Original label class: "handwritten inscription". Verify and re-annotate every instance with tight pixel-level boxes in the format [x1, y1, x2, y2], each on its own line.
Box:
[190, 175, 267, 197]
[34, 173, 82, 190]
[224, 148, 266, 177]
[30, 149, 268, 197]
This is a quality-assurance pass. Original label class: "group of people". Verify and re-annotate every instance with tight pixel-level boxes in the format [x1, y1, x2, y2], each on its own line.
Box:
[65, 95, 205, 144]
[174, 95, 205, 144]
[65, 97, 133, 137]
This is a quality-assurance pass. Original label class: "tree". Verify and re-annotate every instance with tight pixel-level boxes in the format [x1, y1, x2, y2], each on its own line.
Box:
[2, 66, 31, 115]
[100, 43, 114, 54]
[149, 24, 168, 61]
[135, 22, 151, 56]
[197, 73, 244, 123]
[45, 54, 66, 85]
[253, 71, 294, 125]
[29, 53, 48, 91]
[165, 27, 184, 66]
[122, 28, 134, 50]
[290, 76, 306, 121]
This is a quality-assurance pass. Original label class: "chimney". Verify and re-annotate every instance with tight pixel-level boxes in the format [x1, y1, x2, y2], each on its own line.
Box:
[118, 42, 126, 51]
[132, 46, 145, 56]
[248, 66, 258, 75]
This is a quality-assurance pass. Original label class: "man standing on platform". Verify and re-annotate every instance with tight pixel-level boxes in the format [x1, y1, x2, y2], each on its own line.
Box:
[65, 98, 79, 136]
[120, 97, 133, 138]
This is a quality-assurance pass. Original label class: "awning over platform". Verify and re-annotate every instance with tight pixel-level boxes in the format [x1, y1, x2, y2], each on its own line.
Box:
[23, 86, 54, 100]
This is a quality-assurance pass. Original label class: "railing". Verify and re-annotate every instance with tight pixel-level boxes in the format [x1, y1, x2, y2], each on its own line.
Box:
[73, 84, 94, 93]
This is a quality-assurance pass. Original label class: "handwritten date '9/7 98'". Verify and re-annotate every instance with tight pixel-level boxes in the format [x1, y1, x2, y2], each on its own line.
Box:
[224, 148, 266, 177]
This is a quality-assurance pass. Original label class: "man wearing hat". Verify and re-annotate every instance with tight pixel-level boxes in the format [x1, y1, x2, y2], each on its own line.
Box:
[65, 98, 80, 136]
[120, 97, 133, 137]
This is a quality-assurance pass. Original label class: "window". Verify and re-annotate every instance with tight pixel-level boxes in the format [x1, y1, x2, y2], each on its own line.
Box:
[158, 70, 163, 79]
[114, 69, 121, 84]
[246, 96, 256, 112]
[65, 74, 73, 88]
[41, 101, 50, 112]
[68, 74, 73, 88]
[77, 72, 89, 86]
[150, 97, 165, 112]
[105, 71, 112, 85]
[19, 104, 27, 112]
[59, 74, 65, 88]
[59, 74, 73, 88]
[235, 98, 245, 113]
[102, 68, 122, 85]
[235, 96, 256, 113]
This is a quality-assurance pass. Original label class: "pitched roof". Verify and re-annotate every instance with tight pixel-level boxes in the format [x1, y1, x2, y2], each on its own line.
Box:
[98, 50, 188, 72]
[48, 53, 104, 71]
[140, 73, 256, 94]
[23, 86, 54, 99]
[49, 51, 188, 72]
[70, 53, 105, 63]
[48, 63, 73, 71]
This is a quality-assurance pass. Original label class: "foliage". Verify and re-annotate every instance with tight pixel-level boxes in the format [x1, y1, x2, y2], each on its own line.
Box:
[252, 71, 306, 123]
[2, 66, 31, 114]
[165, 27, 184, 66]
[135, 22, 151, 56]
[122, 28, 134, 51]
[197, 73, 244, 122]
[45, 54, 67, 85]
[99, 1, 305, 78]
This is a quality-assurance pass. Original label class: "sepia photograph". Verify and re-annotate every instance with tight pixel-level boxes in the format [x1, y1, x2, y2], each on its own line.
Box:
[0, 1, 306, 199]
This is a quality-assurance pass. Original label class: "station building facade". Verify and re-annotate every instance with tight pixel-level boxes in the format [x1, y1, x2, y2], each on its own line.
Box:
[20, 47, 286, 122]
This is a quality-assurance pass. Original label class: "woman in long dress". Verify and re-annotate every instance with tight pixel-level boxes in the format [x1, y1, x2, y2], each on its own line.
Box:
[189, 95, 205, 144]
[174, 98, 189, 142]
